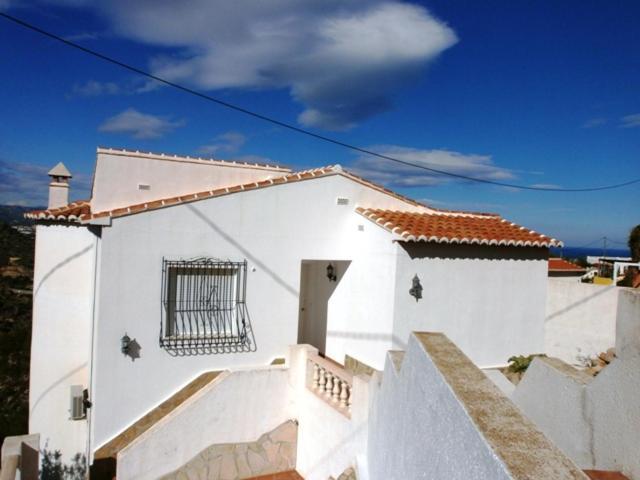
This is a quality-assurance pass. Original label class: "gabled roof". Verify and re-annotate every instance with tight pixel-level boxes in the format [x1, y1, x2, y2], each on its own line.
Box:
[26, 165, 429, 223]
[356, 208, 562, 247]
[25, 161, 563, 248]
[548, 258, 586, 272]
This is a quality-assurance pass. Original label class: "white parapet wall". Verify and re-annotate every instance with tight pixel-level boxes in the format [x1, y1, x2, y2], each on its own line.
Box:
[29, 224, 97, 463]
[288, 345, 373, 480]
[368, 332, 587, 480]
[545, 278, 618, 364]
[116, 367, 295, 480]
[116, 346, 373, 480]
[514, 288, 640, 479]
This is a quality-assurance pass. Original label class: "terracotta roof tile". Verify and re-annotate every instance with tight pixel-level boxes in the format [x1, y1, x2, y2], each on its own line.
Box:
[24, 201, 91, 223]
[357, 208, 562, 247]
[548, 258, 586, 272]
[25, 164, 513, 226]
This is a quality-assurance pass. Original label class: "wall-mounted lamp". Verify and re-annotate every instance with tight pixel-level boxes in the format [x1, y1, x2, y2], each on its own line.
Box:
[409, 274, 423, 301]
[326, 263, 337, 282]
[121, 333, 131, 355]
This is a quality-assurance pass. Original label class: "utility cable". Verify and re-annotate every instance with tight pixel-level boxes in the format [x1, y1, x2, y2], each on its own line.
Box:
[2, 11, 640, 192]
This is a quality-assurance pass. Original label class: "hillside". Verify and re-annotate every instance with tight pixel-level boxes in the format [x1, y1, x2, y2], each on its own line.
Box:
[0, 221, 34, 447]
[0, 204, 42, 227]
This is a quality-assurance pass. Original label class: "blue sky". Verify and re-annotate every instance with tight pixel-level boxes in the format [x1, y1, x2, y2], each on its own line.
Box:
[0, 1, 638, 246]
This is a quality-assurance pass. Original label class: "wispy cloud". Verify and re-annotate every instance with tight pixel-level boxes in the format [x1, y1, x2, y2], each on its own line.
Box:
[0, 159, 91, 206]
[582, 117, 607, 128]
[85, 1, 457, 130]
[63, 31, 101, 42]
[198, 132, 247, 156]
[67, 78, 159, 98]
[621, 113, 640, 128]
[98, 108, 185, 139]
[349, 146, 514, 187]
[70, 80, 122, 97]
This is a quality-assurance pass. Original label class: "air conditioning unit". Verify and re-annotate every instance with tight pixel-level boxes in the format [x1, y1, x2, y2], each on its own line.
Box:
[70, 385, 85, 420]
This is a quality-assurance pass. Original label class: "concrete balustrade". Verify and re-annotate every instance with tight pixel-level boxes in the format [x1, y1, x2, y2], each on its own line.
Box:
[307, 355, 353, 416]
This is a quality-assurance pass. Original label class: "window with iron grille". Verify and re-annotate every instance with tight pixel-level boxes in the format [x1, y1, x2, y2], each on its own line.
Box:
[161, 258, 250, 352]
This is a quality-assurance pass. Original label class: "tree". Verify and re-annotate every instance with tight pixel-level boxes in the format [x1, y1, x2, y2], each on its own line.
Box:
[629, 224, 640, 262]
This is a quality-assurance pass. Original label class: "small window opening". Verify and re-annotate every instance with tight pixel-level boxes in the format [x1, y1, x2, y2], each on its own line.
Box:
[160, 258, 251, 353]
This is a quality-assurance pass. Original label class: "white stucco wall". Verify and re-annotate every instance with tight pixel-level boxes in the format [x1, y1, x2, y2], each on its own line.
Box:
[587, 288, 640, 479]
[29, 224, 97, 461]
[117, 367, 294, 480]
[289, 345, 371, 480]
[90, 175, 404, 451]
[368, 333, 586, 480]
[511, 358, 593, 466]
[545, 278, 618, 365]
[90, 149, 290, 213]
[514, 289, 640, 479]
[392, 243, 548, 367]
[369, 336, 514, 480]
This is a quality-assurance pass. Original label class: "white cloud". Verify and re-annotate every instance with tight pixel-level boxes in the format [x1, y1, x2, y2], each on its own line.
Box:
[98, 108, 185, 139]
[0, 159, 91, 206]
[621, 113, 640, 128]
[70, 80, 122, 97]
[68, 78, 160, 98]
[198, 131, 247, 155]
[89, 1, 457, 130]
[349, 146, 514, 187]
[63, 31, 101, 42]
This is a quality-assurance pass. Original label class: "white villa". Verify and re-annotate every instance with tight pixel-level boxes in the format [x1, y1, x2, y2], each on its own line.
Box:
[15, 146, 629, 480]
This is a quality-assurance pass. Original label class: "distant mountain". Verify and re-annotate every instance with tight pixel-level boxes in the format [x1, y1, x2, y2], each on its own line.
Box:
[0, 205, 43, 226]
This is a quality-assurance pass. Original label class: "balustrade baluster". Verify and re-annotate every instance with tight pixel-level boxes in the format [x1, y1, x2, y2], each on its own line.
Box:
[339, 380, 348, 408]
[332, 376, 341, 403]
[311, 362, 319, 389]
[325, 372, 334, 398]
[318, 367, 326, 393]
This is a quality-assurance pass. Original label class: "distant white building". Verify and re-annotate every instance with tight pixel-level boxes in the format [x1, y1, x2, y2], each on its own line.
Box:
[25, 147, 561, 473]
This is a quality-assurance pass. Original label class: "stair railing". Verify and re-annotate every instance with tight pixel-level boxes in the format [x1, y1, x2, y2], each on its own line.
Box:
[306, 353, 353, 417]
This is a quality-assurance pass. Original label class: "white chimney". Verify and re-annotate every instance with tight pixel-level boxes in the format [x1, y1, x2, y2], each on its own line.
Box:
[48, 162, 72, 209]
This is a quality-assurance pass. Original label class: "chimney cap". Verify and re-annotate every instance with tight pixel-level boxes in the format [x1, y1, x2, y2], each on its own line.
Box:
[48, 162, 72, 178]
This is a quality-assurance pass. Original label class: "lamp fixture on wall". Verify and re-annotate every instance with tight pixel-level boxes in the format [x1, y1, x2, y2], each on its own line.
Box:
[326, 263, 337, 282]
[121, 333, 131, 355]
[409, 274, 423, 301]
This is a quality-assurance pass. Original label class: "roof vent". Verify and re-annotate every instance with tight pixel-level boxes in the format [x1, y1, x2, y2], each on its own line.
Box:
[336, 197, 349, 206]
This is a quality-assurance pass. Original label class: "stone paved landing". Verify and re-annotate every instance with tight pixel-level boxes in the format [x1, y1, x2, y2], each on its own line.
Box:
[160, 420, 298, 480]
[246, 471, 303, 480]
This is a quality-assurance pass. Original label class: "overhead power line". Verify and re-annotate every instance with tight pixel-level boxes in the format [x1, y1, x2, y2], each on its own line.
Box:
[2, 11, 640, 193]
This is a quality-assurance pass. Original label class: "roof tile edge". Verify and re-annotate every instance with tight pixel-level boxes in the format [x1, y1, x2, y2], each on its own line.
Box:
[355, 208, 563, 248]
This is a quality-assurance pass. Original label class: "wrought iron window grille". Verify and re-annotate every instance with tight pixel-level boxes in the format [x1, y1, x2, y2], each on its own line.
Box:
[160, 257, 254, 355]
